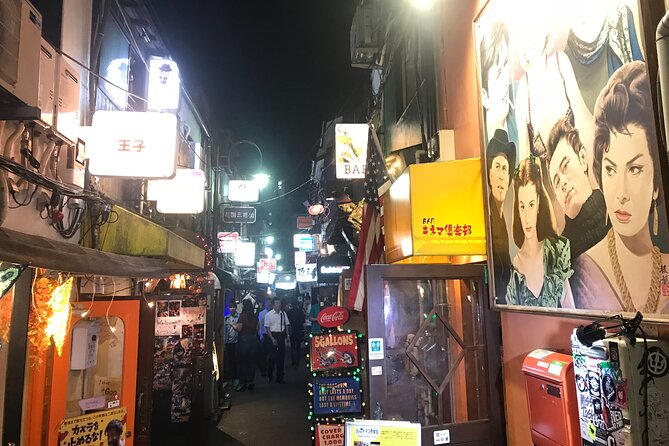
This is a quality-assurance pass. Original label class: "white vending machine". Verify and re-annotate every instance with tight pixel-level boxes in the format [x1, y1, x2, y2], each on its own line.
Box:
[571, 331, 669, 445]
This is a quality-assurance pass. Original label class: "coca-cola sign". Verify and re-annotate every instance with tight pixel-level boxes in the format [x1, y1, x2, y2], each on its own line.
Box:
[317, 306, 350, 328]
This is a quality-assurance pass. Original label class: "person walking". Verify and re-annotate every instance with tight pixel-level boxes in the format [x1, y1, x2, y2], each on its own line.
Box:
[287, 301, 305, 368]
[264, 297, 291, 384]
[234, 299, 259, 391]
[257, 298, 271, 376]
[308, 295, 322, 334]
[223, 303, 239, 387]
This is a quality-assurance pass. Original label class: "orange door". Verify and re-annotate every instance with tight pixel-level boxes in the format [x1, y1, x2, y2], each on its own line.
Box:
[36, 300, 139, 446]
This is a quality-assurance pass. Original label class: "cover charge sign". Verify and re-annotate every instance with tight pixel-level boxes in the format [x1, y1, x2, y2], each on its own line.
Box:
[315, 423, 344, 446]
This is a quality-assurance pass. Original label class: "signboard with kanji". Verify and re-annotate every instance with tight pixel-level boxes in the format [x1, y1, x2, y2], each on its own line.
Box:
[217, 232, 239, 253]
[58, 407, 127, 446]
[222, 206, 256, 224]
[258, 258, 277, 272]
[89, 111, 177, 178]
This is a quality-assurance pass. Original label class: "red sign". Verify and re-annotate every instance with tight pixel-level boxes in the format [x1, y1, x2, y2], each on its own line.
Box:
[315, 423, 344, 446]
[297, 216, 313, 229]
[258, 258, 277, 272]
[310, 332, 358, 371]
[317, 306, 350, 328]
[217, 231, 238, 253]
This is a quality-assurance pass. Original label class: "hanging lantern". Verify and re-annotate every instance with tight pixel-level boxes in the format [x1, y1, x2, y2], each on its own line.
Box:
[308, 203, 325, 216]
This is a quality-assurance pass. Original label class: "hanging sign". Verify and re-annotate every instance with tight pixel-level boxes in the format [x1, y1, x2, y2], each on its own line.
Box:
[228, 180, 259, 202]
[147, 58, 180, 111]
[317, 306, 350, 328]
[89, 111, 177, 178]
[258, 258, 277, 272]
[297, 216, 313, 229]
[58, 407, 127, 446]
[294, 250, 307, 266]
[296, 263, 317, 282]
[310, 332, 358, 371]
[147, 168, 205, 214]
[223, 206, 256, 224]
[313, 377, 362, 415]
[315, 423, 345, 446]
[335, 123, 368, 179]
[293, 234, 315, 251]
[217, 232, 239, 253]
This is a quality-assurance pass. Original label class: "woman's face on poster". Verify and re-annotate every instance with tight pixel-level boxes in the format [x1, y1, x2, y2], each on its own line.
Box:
[602, 124, 657, 237]
[483, 40, 511, 125]
[518, 183, 539, 242]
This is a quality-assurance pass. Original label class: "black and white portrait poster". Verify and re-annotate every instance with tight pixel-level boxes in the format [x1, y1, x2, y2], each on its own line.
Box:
[475, 0, 669, 317]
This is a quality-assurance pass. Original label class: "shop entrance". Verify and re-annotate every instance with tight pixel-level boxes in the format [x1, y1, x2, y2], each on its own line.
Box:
[29, 299, 139, 446]
[365, 264, 505, 445]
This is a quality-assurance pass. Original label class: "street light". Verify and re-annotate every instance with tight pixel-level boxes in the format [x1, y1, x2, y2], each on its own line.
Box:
[253, 173, 271, 190]
[265, 235, 275, 245]
[408, 0, 437, 11]
[265, 247, 274, 258]
[277, 265, 284, 272]
[275, 253, 282, 261]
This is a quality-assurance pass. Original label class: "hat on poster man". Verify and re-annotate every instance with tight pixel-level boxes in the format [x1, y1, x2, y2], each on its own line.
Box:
[486, 128, 516, 180]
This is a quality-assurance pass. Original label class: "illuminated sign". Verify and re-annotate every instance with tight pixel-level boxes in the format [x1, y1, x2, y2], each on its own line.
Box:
[258, 258, 277, 272]
[294, 251, 306, 266]
[256, 270, 276, 284]
[313, 377, 361, 415]
[217, 232, 238, 254]
[293, 234, 314, 251]
[228, 180, 259, 202]
[89, 111, 177, 178]
[222, 206, 256, 224]
[147, 58, 180, 111]
[310, 332, 357, 371]
[296, 264, 317, 283]
[235, 242, 256, 267]
[335, 123, 368, 179]
[319, 265, 350, 275]
[147, 168, 205, 214]
[317, 255, 352, 283]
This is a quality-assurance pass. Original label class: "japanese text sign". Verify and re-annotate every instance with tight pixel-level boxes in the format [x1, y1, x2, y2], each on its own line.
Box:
[344, 420, 421, 446]
[217, 232, 239, 253]
[313, 377, 361, 415]
[310, 332, 358, 372]
[58, 407, 127, 446]
[258, 258, 277, 272]
[89, 111, 177, 178]
[222, 206, 256, 224]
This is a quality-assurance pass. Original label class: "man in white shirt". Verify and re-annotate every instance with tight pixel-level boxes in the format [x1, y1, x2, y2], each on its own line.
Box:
[257, 298, 271, 376]
[264, 298, 291, 384]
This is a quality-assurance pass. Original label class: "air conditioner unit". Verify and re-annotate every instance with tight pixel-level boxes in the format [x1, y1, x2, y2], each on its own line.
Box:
[38, 39, 56, 125]
[350, 2, 382, 69]
[0, 0, 41, 106]
[54, 55, 81, 143]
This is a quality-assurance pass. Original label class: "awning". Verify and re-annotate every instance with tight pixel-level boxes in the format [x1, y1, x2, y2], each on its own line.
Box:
[0, 227, 170, 277]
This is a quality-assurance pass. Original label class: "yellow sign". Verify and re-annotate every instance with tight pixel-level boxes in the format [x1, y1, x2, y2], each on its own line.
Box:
[58, 407, 127, 446]
[345, 420, 421, 446]
[384, 158, 486, 263]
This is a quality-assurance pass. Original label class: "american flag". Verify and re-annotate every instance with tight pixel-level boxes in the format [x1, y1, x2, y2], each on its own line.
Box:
[346, 129, 391, 311]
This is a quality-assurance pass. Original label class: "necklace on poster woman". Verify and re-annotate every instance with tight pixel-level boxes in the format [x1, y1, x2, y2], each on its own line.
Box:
[607, 229, 661, 313]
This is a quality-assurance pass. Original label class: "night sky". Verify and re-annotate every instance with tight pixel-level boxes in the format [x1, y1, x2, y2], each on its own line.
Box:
[150, 0, 369, 186]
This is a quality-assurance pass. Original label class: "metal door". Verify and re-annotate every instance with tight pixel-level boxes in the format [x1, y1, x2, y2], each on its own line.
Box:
[365, 264, 504, 445]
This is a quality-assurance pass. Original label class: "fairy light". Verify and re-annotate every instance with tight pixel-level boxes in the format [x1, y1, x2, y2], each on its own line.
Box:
[81, 278, 97, 318]
[141, 287, 154, 309]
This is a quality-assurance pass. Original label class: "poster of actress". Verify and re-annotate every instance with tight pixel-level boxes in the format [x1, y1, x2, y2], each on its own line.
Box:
[475, 0, 669, 317]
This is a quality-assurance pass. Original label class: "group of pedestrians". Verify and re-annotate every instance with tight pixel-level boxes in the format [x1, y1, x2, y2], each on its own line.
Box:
[224, 293, 321, 391]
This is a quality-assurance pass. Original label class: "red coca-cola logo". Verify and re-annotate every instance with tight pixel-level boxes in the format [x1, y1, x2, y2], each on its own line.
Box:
[317, 306, 350, 328]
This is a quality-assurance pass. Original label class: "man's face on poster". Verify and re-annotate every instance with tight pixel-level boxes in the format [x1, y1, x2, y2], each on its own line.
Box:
[483, 40, 511, 126]
[548, 139, 592, 219]
[106, 431, 122, 446]
[489, 154, 510, 205]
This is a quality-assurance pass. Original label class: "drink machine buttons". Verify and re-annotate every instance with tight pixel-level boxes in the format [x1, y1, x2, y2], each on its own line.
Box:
[522, 349, 580, 446]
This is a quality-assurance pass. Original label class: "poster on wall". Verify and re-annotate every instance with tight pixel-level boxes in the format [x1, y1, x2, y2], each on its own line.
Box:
[344, 420, 421, 446]
[58, 407, 127, 446]
[313, 377, 362, 415]
[474, 0, 669, 318]
[310, 332, 359, 372]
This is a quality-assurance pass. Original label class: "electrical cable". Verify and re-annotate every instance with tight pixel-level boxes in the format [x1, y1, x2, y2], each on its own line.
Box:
[261, 179, 312, 204]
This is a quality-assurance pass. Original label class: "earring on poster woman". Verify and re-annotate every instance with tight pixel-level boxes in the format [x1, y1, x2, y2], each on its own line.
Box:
[653, 199, 659, 237]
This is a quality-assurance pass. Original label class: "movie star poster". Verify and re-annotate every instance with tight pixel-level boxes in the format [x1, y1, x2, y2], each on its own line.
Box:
[475, 0, 669, 318]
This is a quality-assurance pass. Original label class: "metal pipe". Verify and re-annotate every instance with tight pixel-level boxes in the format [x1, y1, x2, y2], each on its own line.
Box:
[38, 140, 56, 176]
[657, 11, 669, 154]
[3, 123, 24, 160]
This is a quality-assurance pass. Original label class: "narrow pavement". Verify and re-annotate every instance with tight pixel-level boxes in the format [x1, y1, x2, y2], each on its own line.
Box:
[217, 362, 312, 445]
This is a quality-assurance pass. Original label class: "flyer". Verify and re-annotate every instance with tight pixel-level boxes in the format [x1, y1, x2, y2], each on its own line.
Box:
[58, 407, 127, 446]
[345, 420, 421, 446]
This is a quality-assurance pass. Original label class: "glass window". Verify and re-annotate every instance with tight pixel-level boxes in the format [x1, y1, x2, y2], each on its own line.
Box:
[66, 317, 125, 418]
[0, 275, 16, 438]
[382, 278, 488, 425]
